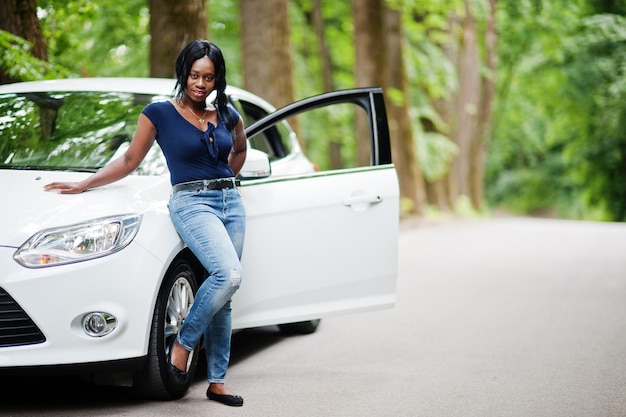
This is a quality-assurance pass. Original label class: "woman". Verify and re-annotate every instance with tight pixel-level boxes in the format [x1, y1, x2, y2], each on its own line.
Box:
[44, 40, 247, 406]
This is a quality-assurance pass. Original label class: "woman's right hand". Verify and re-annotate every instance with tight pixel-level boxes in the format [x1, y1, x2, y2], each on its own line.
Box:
[44, 181, 87, 194]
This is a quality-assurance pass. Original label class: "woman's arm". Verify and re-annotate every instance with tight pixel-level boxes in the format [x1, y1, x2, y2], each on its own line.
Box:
[44, 114, 157, 194]
[228, 116, 247, 177]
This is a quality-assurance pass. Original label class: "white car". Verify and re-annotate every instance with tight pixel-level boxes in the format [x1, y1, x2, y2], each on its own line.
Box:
[0, 78, 399, 399]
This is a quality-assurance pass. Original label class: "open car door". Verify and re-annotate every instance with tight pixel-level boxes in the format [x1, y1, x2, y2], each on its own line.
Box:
[233, 88, 399, 329]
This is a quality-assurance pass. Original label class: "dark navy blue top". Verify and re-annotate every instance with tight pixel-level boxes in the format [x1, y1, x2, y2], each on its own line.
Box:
[142, 101, 240, 185]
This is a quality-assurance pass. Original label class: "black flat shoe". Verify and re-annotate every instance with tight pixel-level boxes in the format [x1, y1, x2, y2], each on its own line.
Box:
[167, 338, 188, 385]
[207, 389, 244, 407]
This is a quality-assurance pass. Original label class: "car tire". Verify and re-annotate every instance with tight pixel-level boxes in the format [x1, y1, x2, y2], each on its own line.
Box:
[132, 258, 199, 400]
[278, 319, 321, 335]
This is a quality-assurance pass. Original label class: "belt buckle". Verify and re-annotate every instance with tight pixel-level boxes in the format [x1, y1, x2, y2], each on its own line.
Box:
[202, 179, 210, 190]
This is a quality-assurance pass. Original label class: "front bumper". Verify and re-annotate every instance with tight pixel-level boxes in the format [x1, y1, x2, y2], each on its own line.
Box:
[0, 243, 164, 369]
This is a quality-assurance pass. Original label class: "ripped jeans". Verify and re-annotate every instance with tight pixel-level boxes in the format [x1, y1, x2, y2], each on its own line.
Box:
[168, 186, 245, 384]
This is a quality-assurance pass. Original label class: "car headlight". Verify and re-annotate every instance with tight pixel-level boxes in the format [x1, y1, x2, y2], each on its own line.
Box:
[14, 214, 142, 268]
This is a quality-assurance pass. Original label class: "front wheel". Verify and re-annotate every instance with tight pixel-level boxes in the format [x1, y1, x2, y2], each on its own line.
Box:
[132, 258, 199, 400]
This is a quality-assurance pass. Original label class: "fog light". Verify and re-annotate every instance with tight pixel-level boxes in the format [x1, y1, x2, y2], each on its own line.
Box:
[82, 312, 117, 337]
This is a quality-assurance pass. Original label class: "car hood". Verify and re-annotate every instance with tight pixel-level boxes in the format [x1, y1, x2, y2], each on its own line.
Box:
[0, 170, 171, 247]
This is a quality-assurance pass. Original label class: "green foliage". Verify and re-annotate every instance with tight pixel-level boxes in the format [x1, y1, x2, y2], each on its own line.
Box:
[207, 0, 243, 86]
[416, 130, 458, 182]
[485, 0, 626, 221]
[561, 13, 626, 220]
[412, 101, 458, 182]
[37, 0, 149, 77]
[487, 1, 626, 221]
[0, 30, 67, 80]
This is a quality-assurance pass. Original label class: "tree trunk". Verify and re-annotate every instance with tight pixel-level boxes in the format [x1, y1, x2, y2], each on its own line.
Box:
[240, 0, 294, 110]
[148, 0, 207, 78]
[422, 9, 456, 211]
[309, 0, 342, 169]
[0, 0, 48, 84]
[451, 2, 481, 204]
[470, 0, 497, 211]
[436, 1, 489, 212]
[311, 0, 334, 94]
[383, 6, 426, 215]
[352, 0, 386, 167]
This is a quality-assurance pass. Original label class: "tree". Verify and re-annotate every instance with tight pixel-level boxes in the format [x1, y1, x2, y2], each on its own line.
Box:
[445, 0, 495, 212]
[307, 0, 343, 168]
[383, 4, 426, 215]
[0, 0, 48, 84]
[474, 0, 496, 211]
[352, 0, 386, 167]
[148, 0, 207, 78]
[413, 0, 495, 212]
[240, 0, 295, 109]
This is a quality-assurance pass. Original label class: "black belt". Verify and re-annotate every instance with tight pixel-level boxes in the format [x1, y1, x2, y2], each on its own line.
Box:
[172, 178, 240, 193]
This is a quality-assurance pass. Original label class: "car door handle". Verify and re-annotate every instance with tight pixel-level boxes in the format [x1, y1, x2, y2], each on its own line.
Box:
[342, 194, 382, 206]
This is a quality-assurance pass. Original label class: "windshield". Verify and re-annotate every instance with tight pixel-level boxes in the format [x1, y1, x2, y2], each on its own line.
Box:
[0, 90, 169, 175]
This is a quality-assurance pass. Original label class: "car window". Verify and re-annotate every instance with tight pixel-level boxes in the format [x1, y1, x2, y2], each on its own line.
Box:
[231, 98, 292, 161]
[0, 91, 169, 175]
[243, 88, 391, 171]
[0, 90, 302, 176]
[286, 103, 362, 170]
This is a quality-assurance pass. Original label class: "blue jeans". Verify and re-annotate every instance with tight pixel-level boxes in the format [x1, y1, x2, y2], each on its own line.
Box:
[168, 186, 245, 384]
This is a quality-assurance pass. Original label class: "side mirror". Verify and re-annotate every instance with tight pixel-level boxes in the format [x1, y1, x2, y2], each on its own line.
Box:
[238, 148, 271, 179]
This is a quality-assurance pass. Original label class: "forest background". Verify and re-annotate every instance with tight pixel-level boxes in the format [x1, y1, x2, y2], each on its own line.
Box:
[1, 0, 626, 221]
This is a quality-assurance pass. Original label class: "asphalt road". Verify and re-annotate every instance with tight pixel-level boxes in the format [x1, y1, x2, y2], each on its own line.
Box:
[2, 217, 626, 417]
